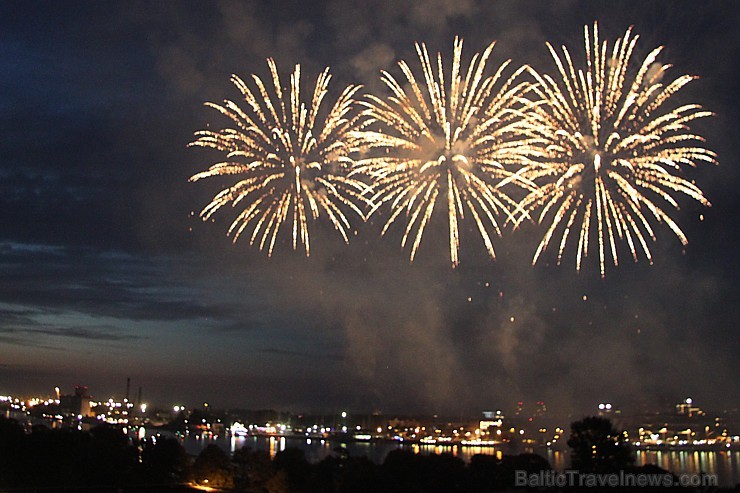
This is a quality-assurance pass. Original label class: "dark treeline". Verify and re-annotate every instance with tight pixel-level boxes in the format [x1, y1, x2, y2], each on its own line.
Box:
[0, 415, 728, 492]
[196, 445, 552, 492]
[0, 415, 188, 491]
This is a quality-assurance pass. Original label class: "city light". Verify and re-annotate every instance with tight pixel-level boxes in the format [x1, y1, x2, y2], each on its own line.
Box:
[1, 390, 735, 459]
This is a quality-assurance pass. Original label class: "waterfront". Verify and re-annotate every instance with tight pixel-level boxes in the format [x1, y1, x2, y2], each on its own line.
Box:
[172, 432, 740, 487]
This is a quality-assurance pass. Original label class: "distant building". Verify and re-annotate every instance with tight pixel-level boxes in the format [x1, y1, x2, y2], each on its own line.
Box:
[534, 401, 547, 417]
[513, 401, 547, 419]
[676, 397, 705, 417]
[622, 398, 728, 447]
[597, 402, 620, 416]
[480, 410, 504, 432]
[59, 386, 92, 418]
[515, 401, 524, 417]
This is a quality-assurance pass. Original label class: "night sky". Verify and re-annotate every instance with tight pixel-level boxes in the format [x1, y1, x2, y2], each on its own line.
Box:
[1, 0, 738, 416]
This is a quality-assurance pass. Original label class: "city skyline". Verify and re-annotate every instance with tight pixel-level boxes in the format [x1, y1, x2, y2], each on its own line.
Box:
[4, 382, 735, 422]
[1, 1, 738, 416]
[4, 385, 735, 444]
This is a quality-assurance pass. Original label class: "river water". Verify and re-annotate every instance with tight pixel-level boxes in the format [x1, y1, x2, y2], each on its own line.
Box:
[165, 432, 739, 487]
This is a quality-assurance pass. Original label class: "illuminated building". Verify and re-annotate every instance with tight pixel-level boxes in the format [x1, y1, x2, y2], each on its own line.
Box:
[676, 397, 706, 417]
[479, 410, 504, 432]
[597, 402, 621, 416]
[59, 386, 92, 418]
[534, 401, 547, 417]
[515, 401, 524, 416]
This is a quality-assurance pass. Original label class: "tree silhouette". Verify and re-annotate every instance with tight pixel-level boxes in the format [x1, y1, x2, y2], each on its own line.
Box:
[0, 416, 25, 486]
[266, 469, 290, 493]
[89, 424, 138, 485]
[233, 446, 273, 491]
[141, 436, 189, 483]
[382, 449, 466, 493]
[192, 444, 235, 488]
[568, 416, 634, 472]
[467, 454, 502, 492]
[273, 447, 310, 491]
[333, 456, 382, 493]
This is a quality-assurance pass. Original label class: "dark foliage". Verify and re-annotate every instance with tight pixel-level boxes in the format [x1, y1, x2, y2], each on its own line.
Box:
[191, 443, 235, 489]
[0, 416, 184, 489]
[568, 416, 634, 473]
[233, 446, 274, 491]
[141, 436, 189, 482]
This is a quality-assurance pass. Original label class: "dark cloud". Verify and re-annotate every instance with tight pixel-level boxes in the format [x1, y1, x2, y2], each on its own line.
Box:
[21, 327, 143, 342]
[0, 333, 62, 351]
[0, 242, 299, 330]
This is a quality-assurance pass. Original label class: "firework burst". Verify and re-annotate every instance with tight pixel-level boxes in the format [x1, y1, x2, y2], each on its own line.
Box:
[355, 38, 538, 267]
[518, 23, 716, 276]
[189, 59, 370, 257]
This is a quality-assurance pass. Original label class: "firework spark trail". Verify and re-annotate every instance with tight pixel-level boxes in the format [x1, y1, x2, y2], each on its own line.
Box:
[517, 23, 716, 277]
[189, 59, 371, 257]
[354, 37, 541, 267]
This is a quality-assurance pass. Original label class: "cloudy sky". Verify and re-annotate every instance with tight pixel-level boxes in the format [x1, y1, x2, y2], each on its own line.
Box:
[1, 0, 738, 417]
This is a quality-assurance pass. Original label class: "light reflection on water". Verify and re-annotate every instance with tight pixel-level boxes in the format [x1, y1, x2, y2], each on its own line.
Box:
[544, 448, 739, 487]
[176, 432, 510, 464]
[151, 430, 739, 488]
[633, 449, 739, 486]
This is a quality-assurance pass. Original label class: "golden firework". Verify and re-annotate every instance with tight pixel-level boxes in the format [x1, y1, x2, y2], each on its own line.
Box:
[355, 38, 538, 267]
[189, 60, 370, 256]
[518, 23, 715, 276]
